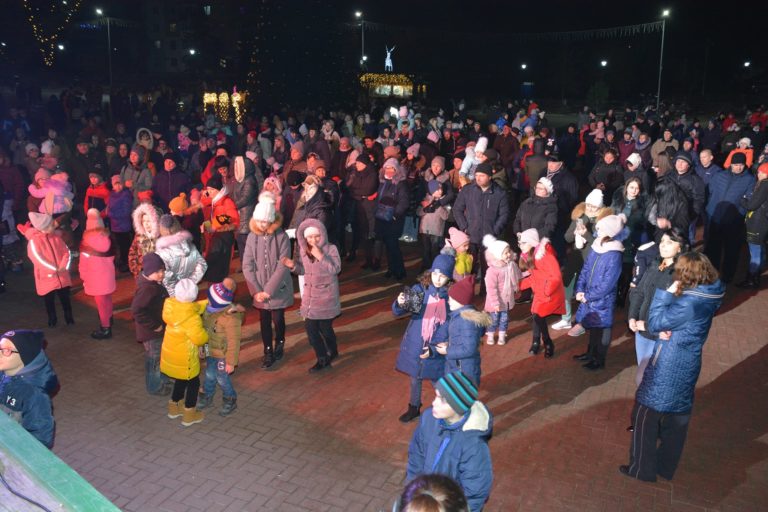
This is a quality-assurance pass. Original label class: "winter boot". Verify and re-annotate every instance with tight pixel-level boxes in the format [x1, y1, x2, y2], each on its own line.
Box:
[529, 338, 541, 355]
[308, 357, 332, 373]
[91, 327, 112, 340]
[181, 407, 204, 427]
[63, 306, 75, 325]
[370, 257, 381, 271]
[274, 340, 285, 361]
[196, 392, 213, 410]
[167, 400, 184, 419]
[485, 332, 495, 345]
[261, 346, 275, 369]
[398, 404, 421, 423]
[497, 332, 507, 346]
[544, 339, 555, 359]
[219, 396, 238, 417]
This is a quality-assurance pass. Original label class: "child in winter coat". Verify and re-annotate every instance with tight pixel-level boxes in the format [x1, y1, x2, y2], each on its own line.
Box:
[573, 214, 626, 370]
[83, 173, 110, 218]
[171, 190, 204, 252]
[393, 249, 455, 423]
[18, 212, 74, 327]
[417, 179, 450, 270]
[446, 227, 473, 282]
[107, 175, 133, 272]
[27, 171, 76, 250]
[482, 235, 522, 346]
[128, 202, 161, 277]
[161, 278, 208, 427]
[130, 253, 170, 395]
[435, 276, 491, 386]
[518, 228, 565, 359]
[407, 370, 493, 512]
[201, 173, 240, 282]
[198, 278, 244, 417]
[0, 330, 59, 448]
[79, 209, 116, 340]
[155, 214, 207, 297]
[242, 193, 293, 369]
[281, 219, 341, 373]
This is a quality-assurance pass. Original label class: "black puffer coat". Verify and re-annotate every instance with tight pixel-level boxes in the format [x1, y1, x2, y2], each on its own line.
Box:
[743, 180, 768, 244]
[512, 194, 557, 238]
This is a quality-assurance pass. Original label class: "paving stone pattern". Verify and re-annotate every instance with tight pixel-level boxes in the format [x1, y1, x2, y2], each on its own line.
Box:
[1, 249, 767, 511]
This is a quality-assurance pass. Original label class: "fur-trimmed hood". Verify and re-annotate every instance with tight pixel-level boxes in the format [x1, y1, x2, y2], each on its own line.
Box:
[459, 307, 493, 328]
[590, 237, 625, 254]
[379, 157, 407, 185]
[570, 202, 613, 222]
[296, 218, 328, 252]
[249, 213, 284, 235]
[534, 237, 552, 260]
[155, 230, 193, 251]
[131, 202, 161, 238]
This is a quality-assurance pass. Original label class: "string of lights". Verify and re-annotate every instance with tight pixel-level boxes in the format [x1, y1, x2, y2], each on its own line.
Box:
[22, 0, 82, 66]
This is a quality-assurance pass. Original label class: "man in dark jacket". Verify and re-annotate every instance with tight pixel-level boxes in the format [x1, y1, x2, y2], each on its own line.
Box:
[704, 152, 756, 282]
[524, 138, 547, 195]
[493, 124, 520, 172]
[152, 154, 190, 213]
[545, 151, 579, 258]
[130, 253, 170, 396]
[662, 151, 705, 244]
[346, 155, 379, 264]
[588, 149, 625, 202]
[69, 136, 105, 201]
[556, 124, 580, 171]
[453, 162, 509, 280]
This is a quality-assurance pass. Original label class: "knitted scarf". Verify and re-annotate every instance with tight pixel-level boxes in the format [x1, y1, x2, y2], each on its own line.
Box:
[421, 292, 447, 346]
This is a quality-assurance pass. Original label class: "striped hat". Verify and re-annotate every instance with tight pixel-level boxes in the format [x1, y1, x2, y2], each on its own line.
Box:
[435, 371, 478, 415]
[207, 282, 234, 311]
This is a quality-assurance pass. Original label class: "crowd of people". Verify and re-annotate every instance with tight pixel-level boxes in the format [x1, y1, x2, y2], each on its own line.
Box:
[2, 93, 767, 511]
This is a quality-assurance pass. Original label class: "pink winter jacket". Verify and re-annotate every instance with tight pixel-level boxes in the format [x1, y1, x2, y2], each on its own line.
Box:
[78, 228, 116, 296]
[24, 228, 72, 296]
[483, 255, 522, 313]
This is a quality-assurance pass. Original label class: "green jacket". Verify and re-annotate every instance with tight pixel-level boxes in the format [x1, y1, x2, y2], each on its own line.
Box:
[202, 308, 243, 367]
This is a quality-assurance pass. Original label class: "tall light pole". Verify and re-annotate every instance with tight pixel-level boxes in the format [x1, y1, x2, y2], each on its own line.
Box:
[656, 9, 670, 112]
[355, 11, 365, 69]
[96, 8, 112, 90]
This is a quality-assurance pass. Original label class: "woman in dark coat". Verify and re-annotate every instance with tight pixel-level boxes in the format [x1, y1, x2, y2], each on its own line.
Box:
[374, 158, 410, 280]
[740, 163, 768, 288]
[627, 228, 686, 386]
[622, 252, 724, 482]
[230, 156, 258, 258]
[611, 177, 648, 305]
[573, 214, 625, 370]
[588, 149, 625, 202]
[512, 176, 558, 239]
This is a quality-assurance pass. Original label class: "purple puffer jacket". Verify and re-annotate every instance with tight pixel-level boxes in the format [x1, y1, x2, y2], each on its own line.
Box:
[107, 189, 133, 233]
[293, 218, 341, 320]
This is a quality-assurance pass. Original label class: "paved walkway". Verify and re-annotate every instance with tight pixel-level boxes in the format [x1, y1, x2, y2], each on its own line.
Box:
[1, 248, 767, 511]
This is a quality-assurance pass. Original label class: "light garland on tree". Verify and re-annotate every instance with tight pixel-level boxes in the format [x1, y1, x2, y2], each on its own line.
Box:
[203, 92, 217, 113]
[23, 0, 82, 66]
[231, 86, 247, 125]
[216, 92, 230, 122]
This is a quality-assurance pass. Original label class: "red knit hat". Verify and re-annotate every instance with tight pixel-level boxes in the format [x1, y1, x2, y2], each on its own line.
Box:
[448, 275, 475, 306]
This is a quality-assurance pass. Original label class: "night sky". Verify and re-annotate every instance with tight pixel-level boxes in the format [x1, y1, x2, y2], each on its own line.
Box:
[1, 1, 766, 109]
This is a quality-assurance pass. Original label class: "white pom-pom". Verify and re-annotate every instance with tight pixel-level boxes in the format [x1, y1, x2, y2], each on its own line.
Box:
[482, 234, 497, 249]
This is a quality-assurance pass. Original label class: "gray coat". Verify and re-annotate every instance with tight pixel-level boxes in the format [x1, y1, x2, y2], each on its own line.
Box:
[293, 218, 341, 320]
[230, 156, 259, 235]
[154, 230, 208, 297]
[242, 214, 294, 310]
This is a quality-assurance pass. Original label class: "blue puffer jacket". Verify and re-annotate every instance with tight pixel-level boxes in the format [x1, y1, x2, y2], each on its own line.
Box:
[394, 283, 450, 380]
[575, 239, 624, 328]
[445, 307, 491, 386]
[407, 402, 494, 512]
[705, 169, 756, 225]
[0, 351, 59, 448]
[637, 282, 724, 414]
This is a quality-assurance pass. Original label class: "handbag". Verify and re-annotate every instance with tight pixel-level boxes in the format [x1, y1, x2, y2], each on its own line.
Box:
[400, 285, 424, 314]
[374, 203, 395, 222]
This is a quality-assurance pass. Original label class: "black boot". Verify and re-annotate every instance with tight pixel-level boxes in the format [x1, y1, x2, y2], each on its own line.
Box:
[544, 339, 555, 359]
[274, 340, 285, 361]
[529, 340, 541, 355]
[219, 396, 238, 416]
[63, 303, 75, 325]
[398, 404, 421, 423]
[261, 347, 275, 369]
[737, 273, 760, 289]
[91, 327, 112, 340]
[308, 357, 331, 373]
[370, 258, 381, 271]
[45, 301, 57, 327]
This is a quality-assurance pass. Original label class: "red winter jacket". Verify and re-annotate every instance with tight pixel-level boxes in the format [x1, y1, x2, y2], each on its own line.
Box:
[520, 240, 566, 317]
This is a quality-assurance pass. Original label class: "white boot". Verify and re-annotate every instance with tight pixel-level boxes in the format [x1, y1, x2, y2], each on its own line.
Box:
[485, 332, 495, 345]
[497, 332, 507, 345]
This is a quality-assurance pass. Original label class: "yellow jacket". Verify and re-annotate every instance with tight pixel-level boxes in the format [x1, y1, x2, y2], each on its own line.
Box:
[160, 298, 208, 380]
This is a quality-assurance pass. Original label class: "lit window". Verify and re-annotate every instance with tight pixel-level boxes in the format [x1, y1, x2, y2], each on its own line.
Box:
[203, 5, 211, 16]
[155, 40, 161, 49]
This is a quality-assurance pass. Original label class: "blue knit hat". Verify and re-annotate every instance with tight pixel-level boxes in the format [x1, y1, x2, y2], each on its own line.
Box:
[435, 371, 478, 415]
[207, 282, 234, 312]
[430, 248, 455, 279]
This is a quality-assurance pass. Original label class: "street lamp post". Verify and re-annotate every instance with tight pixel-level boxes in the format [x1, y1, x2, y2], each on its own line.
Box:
[656, 9, 670, 112]
[355, 11, 365, 68]
[97, 8, 112, 90]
